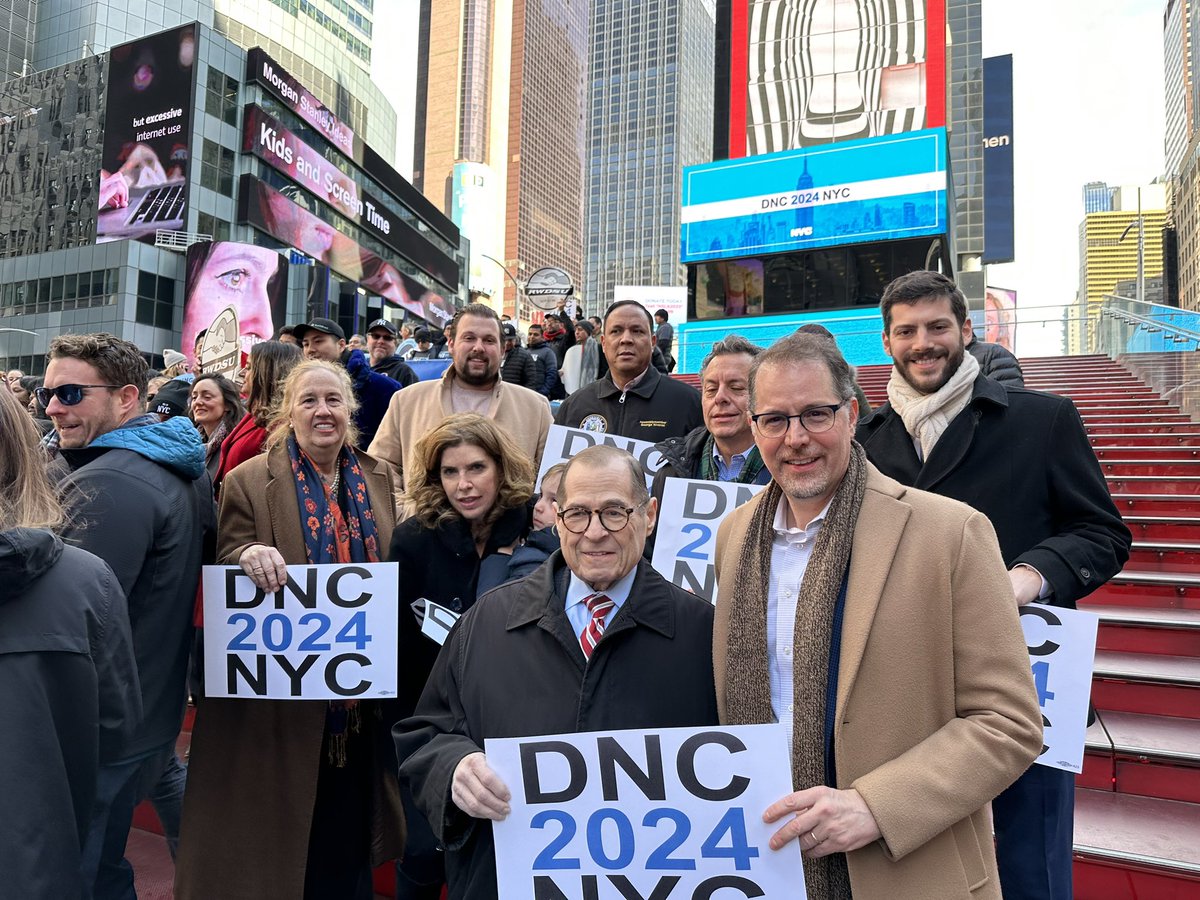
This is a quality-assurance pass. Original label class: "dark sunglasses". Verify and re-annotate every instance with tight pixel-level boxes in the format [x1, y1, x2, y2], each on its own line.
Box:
[35, 383, 122, 407]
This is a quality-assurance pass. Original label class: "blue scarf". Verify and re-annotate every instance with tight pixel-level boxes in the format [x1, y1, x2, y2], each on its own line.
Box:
[287, 434, 381, 565]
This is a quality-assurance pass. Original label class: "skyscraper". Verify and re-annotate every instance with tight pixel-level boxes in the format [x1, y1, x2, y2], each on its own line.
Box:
[1164, 0, 1192, 179]
[31, 0, 397, 158]
[1084, 181, 1114, 214]
[414, 0, 588, 317]
[947, 0, 982, 266]
[583, 0, 714, 313]
[0, 0, 37, 81]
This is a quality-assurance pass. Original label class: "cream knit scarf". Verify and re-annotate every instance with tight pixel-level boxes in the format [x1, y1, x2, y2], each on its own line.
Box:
[886, 351, 980, 460]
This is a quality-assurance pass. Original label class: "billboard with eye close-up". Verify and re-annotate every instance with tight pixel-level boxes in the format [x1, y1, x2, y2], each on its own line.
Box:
[96, 23, 199, 244]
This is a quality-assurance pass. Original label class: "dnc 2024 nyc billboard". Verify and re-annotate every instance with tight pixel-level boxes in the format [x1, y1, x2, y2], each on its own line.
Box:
[680, 127, 949, 265]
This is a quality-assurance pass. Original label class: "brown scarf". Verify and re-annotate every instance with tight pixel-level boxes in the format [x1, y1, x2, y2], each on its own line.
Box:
[724, 442, 868, 900]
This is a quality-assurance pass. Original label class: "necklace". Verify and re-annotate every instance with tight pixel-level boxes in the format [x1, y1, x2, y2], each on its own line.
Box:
[322, 467, 340, 497]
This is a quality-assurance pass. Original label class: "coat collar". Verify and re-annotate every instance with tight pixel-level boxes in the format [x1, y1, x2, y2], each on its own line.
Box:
[506, 553, 675, 639]
[594, 364, 662, 400]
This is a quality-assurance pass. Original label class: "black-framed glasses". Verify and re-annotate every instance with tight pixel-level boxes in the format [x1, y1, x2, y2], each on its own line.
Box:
[558, 501, 648, 534]
[35, 384, 122, 407]
[751, 400, 847, 438]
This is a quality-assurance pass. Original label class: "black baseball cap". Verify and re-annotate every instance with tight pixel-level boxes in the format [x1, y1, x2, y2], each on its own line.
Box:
[367, 318, 397, 336]
[501, 322, 518, 339]
[292, 318, 346, 342]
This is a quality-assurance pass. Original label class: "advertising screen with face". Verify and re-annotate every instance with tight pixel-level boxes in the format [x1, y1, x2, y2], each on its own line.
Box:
[96, 23, 198, 244]
[184, 241, 289, 368]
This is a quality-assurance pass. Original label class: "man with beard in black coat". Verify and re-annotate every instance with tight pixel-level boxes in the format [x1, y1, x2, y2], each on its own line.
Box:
[855, 270, 1131, 900]
[395, 446, 719, 900]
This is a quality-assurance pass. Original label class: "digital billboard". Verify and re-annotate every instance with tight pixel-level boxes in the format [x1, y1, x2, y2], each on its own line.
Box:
[735, 0, 947, 157]
[451, 161, 504, 299]
[613, 285, 688, 323]
[246, 48, 359, 163]
[984, 286, 1017, 353]
[239, 175, 457, 328]
[97, 23, 199, 244]
[243, 105, 459, 288]
[681, 128, 948, 264]
[183, 241, 289, 369]
[983, 54, 1015, 264]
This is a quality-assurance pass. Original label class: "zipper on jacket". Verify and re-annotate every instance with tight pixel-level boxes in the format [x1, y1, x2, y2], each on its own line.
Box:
[619, 390, 627, 404]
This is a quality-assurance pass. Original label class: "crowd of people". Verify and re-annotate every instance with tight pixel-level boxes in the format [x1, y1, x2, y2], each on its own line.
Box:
[1, 270, 1131, 900]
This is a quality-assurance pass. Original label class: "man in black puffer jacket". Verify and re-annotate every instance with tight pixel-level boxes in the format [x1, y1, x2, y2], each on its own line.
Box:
[966, 332, 1024, 386]
[499, 322, 541, 390]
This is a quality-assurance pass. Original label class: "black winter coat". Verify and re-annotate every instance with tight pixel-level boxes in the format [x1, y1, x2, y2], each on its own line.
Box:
[966, 336, 1025, 387]
[554, 365, 703, 442]
[500, 346, 541, 391]
[389, 504, 530, 718]
[856, 374, 1131, 607]
[372, 354, 420, 386]
[0, 529, 141, 898]
[395, 554, 719, 900]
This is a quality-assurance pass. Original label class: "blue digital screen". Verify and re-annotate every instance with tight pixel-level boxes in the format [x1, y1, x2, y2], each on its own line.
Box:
[680, 128, 949, 265]
[983, 55, 1015, 264]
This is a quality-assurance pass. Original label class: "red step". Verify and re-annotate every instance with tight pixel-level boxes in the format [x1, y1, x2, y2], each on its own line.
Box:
[1092, 432, 1200, 446]
[1108, 495, 1200, 516]
[1088, 604, 1200, 655]
[1083, 712, 1200, 803]
[1106, 477, 1200, 495]
[1090, 650, 1200, 718]
[1086, 571, 1200, 610]
[1124, 518, 1200, 542]
[1095, 447, 1200, 461]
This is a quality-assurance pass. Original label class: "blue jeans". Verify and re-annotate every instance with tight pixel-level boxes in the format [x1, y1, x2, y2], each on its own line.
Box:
[80, 740, 180, 900]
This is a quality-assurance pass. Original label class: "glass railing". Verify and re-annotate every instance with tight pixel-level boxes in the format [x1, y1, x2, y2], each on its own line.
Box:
[1097, 295, 1200, 420]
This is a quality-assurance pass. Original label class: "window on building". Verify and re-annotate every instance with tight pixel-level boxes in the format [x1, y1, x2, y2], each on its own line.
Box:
[197, 212, 231, 243]
[205, 68, 239, 127]
[135, 270, 175, 330]
[200, 140, 236, 197]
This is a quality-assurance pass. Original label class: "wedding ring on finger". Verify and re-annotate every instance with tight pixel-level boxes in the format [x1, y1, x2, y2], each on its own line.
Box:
[810, 830, 823, 846]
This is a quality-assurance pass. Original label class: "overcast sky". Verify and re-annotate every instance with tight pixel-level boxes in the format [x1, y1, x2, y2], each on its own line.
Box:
[373, 0, 1168, 345]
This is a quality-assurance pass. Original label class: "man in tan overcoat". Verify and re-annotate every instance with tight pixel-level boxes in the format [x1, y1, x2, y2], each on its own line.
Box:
[713, 332, 1042, 900]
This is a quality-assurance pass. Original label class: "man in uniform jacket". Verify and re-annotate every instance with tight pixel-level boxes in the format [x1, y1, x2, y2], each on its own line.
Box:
[395, 446, 719, 900]
[856, 270, 1131, 900]
[555, 300, 702, 442]
[714, 332, 1042, 900]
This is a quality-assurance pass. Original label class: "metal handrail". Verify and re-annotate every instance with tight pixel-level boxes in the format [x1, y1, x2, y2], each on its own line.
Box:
[1099, 305, 1200, 343]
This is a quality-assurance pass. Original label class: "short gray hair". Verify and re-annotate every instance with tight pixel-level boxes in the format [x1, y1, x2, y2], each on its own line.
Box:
[559, 445, 650, 507]
[699, 334, 763, 376]
[749, 333, 855, 410]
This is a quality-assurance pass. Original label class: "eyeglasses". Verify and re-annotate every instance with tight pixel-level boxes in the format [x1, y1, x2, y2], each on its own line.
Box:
[35, 384, 122, 407]
[557, 501, 647, 534]
[368, 332, 396, 341]
[751, 400, 847, 438]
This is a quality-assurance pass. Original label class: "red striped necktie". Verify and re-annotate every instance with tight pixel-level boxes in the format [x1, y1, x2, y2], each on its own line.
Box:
[579, 593, 615, 660]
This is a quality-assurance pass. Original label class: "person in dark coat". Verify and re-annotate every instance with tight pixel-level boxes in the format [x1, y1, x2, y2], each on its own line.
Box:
[395, 446, 719, 900]
[389, 413, 536, 899]
[525, 323, 560, 397]
[499, 322, 541, 390]
[966, 332, 1025, 386]
[366, 318, 420, 386]
[42, 333, 215, 899]
[0, 387, 141, 900]
[855, 270, 1131, 900]
[556, 301, 703, 441]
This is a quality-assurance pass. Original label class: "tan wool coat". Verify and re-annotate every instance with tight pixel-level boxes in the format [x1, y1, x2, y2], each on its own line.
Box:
[367, 367, 552, 502]
[714, 464, 1042, 900]
[174, 443, 404, 900]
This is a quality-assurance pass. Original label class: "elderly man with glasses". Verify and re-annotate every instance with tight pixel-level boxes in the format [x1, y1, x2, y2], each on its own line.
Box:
[394, 445, 719, 900]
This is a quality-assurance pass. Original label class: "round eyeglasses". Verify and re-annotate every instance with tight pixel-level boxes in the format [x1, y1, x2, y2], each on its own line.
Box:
[751, 400, 847, 438]
[557, 501, 647, 534]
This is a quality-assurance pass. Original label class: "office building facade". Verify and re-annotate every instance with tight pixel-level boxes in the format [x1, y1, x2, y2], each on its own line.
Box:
[414, 0, 587, 319]
[583, 0, 714, 314]
[0, 0, 37, 81]
[0, 22, 460, 376]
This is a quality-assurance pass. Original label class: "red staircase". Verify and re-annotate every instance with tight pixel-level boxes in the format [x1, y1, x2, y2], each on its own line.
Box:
[858, 355, 1200, 897]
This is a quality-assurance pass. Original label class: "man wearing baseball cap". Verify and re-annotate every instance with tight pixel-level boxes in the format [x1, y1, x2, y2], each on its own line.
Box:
[499, 322, 541, 391]
[364, 318, 419, 386]
[293, 317, 407, 449]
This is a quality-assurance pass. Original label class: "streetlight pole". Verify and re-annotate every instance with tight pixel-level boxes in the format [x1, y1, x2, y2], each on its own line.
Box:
[1117, 187, 1146, 305]
[478, 253, 526, 319]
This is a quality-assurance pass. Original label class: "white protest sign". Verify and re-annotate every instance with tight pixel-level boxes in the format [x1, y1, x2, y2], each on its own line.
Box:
[488, 723, 805, 900]
[202, 562, 398, 700]
[651, 478, 765, 604]
[537, 424, 666, 489]
[1020, 603, 1100, 773]
[420, 600, 461, 647]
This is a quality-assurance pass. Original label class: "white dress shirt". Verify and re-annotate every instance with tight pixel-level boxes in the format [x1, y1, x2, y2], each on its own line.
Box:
[565, 566, 638, 643]
[766, 495, 832, 750]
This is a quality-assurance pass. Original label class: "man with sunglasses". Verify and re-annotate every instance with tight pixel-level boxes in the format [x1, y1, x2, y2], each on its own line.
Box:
[41, 333, 216, 900]
[395, 445, 718, 900]
[712, 332, 1042, 900]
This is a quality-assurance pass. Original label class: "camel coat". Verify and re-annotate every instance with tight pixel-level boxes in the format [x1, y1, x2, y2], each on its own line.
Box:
[714, 464, 1042, 900]
[175, 443, 404, 900]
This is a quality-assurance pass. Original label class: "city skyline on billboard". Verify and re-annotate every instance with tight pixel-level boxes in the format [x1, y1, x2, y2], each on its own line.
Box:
[983, 54, 1016, 264]
[733, 0, 947, 157]
[681, 128, 949, 264]
[96, 23, 198, 244]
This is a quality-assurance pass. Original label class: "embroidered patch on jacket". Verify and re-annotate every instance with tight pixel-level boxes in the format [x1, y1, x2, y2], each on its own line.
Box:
[579, 414, 608, 432]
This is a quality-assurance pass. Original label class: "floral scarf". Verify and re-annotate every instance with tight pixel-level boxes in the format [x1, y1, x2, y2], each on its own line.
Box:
[287, 434, 381, 565]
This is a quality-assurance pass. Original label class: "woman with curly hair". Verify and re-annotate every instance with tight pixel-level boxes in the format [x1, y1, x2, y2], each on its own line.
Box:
[389, 412, 534, 899]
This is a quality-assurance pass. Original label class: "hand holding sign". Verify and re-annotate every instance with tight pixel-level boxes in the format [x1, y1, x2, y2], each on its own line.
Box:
[453, 752, 512, 821]
[240, 543, 288, 593]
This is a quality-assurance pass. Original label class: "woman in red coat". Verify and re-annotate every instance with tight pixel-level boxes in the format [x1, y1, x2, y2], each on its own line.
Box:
[214, 339, 301, 491]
